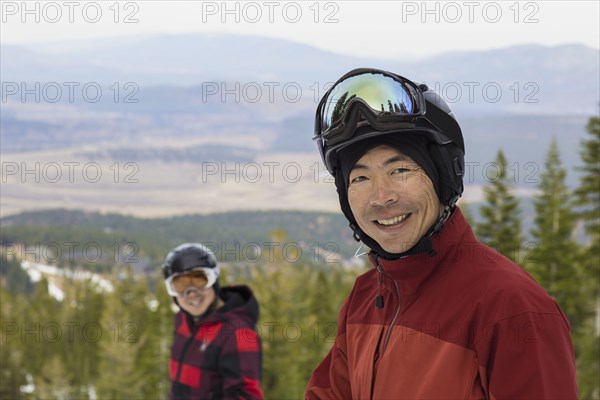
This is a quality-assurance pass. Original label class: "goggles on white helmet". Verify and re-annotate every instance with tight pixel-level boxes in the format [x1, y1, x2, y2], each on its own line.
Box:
[164, 267, 219, 297]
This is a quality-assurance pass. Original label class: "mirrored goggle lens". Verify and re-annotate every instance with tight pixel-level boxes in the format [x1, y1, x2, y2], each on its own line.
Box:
[165, 268, 216, 296]
[320, 73, 422, 136]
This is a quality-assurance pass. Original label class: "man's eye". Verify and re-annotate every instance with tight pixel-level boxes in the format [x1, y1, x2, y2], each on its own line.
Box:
[349, 175, 367, 184]
[392, 168, 411, 174]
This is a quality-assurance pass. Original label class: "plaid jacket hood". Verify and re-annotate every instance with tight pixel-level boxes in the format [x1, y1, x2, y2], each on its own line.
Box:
[170, 285, 263, 400]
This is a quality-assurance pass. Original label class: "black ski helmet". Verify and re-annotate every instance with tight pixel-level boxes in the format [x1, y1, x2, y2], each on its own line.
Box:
[313, 68, 465, 258]
[162, 243, 220, 294]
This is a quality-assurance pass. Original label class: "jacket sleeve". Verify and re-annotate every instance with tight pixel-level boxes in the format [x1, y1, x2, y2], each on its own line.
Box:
[305, 296, 353, 399]
[220, 323, 264, 400]
[476, 307, 579, 399]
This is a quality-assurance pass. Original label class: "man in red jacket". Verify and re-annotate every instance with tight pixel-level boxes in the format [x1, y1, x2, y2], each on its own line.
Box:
[306, 68, 578, 399]
[162, 243, 263, 400]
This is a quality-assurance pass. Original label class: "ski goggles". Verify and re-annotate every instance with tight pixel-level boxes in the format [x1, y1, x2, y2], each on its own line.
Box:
[314, 69, 427, 146]
[165, 267, 218, 297]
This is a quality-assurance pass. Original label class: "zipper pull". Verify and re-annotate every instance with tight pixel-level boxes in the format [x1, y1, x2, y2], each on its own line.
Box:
[375, 257, 384, 309]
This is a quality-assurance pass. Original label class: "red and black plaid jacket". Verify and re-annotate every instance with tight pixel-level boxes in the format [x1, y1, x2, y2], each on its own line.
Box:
[170, 285, 263, 400]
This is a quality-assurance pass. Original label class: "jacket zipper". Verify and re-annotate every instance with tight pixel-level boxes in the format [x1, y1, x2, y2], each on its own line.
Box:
[175, 318, 199, 383]
[375, 259, 402, 356]
[370, 258, 402, 400]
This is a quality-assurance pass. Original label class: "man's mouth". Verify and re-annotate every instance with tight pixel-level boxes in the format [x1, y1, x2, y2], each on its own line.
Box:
[375, 213, 410, 226]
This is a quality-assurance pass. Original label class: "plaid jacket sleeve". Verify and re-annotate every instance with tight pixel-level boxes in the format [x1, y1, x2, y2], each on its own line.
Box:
[219, 322, 264, 400]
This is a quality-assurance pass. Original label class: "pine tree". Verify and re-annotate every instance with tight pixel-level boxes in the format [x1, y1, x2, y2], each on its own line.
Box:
[458, 201, 476, 226]
[573, 116, 600, 399]
[137, 280, 174, 399]
[94, 270, 146, 399]
[250, 257, 363, 399]
[528, 139, 586, 324]
[301, 269, 339, 388]
[476, 149, 523, 263]
[34, 355, 78, 399]
[23, 278, 62, 383]
[575, 116, 600, 255]
[574, 116, 600, 303]
[306, 270, 336, 348]
[250, 261, 316, 399]
[0, 286, 28, 399]
[251, 264, 292, 398]
[61, 277, 105, 397]
[157, 281, 176, 396]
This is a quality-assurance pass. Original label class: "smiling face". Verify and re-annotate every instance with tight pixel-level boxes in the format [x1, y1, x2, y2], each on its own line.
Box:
[177, 286, 217, 317]
[347, 145, 442, 254]
[172, 272, 218, 317]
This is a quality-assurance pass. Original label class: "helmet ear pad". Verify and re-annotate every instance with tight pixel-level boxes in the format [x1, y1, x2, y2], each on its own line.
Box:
[426, 141, 464, 206]
[334, 169, 356, 233]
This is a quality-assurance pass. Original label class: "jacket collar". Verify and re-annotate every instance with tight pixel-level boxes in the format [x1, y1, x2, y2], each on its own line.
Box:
[368, 207, 472, 301]
[182, 284, 260, 327]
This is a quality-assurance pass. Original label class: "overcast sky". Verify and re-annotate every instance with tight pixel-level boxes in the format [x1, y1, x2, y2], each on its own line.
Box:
[2, 1, 599, 59]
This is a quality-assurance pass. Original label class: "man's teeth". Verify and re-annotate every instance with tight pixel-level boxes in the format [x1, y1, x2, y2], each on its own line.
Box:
[377, 214, 408, 226]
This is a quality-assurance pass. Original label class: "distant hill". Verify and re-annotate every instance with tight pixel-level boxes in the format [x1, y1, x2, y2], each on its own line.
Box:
[1, 208, 359, 263]
[2, 35, 598, 115]
[3, 198, 580, 286]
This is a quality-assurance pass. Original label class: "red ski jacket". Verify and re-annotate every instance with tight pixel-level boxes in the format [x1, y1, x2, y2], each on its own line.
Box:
[170, 285, 263, 400]
[306, 208, 578, 399]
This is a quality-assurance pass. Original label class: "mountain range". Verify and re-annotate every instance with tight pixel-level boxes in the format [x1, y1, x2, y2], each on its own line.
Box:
[1, 34, 598, 217]
[2, 34, 598, 115]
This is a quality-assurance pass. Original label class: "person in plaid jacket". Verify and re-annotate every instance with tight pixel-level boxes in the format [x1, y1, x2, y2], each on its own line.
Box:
[162, 243, 263, 400]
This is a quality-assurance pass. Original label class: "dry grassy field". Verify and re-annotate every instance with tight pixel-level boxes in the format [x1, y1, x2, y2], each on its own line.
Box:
[1, 146, 343, 218]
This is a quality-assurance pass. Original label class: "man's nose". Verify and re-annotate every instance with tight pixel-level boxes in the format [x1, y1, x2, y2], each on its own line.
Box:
[369, 177, 398, 206]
